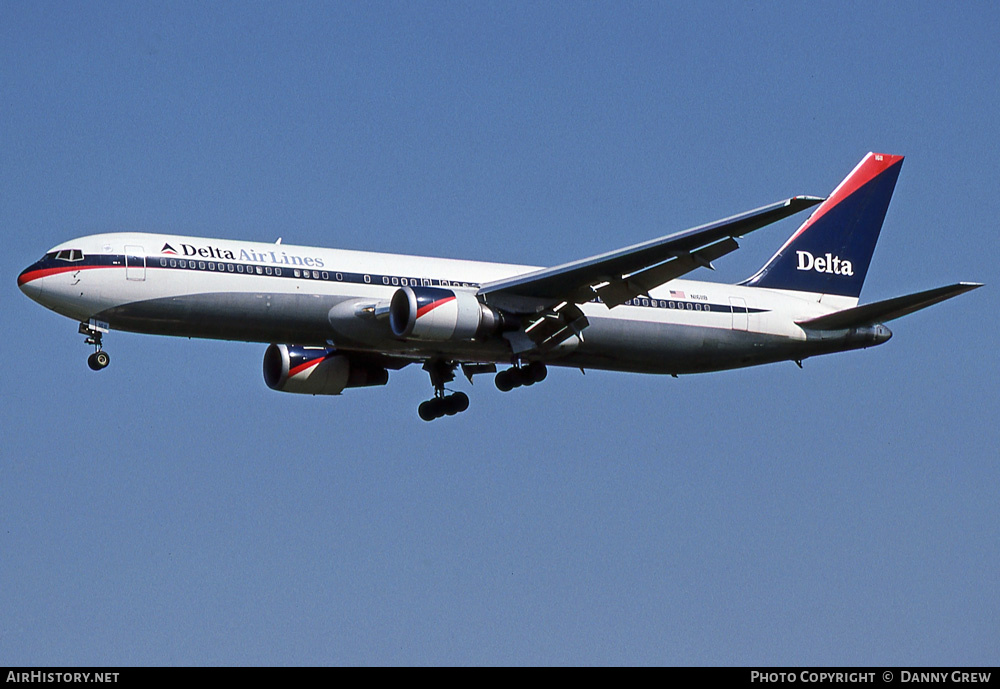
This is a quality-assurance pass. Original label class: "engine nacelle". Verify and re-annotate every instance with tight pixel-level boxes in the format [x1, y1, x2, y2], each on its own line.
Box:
[389, 286, 501, 341]
[263, 344, 388, 395]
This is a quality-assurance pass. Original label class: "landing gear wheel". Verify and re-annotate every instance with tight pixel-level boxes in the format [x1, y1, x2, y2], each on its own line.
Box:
[525, 361, 547, 383]
[495, 369, 515, 392]
[418, 399, 438, 422]
[88, 350, 110, 371]
[446, 392, 469, 415]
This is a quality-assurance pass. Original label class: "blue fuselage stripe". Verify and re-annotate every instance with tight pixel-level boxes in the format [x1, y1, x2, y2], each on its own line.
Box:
[26, 253, 768, 316]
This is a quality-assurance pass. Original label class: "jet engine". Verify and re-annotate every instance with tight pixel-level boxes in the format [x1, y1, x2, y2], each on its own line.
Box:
[389, 286, 502, 341]
[263, 344, 388, 395]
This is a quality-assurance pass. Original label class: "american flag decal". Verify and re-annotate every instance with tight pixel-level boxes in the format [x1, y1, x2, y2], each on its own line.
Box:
[670, 290, 685, 299]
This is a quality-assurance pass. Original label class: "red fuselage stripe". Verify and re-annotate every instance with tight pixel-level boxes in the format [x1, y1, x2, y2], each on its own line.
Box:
[17, 264, 105, 286]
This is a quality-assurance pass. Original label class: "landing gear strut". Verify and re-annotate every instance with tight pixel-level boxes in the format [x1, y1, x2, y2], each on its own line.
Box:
[80, 320, 110, 371]
[495, 361, 547, 392]
[418, 360, 470, 421]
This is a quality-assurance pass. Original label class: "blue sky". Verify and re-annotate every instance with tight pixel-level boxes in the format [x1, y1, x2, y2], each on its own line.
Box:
[2, 1, 997, 665]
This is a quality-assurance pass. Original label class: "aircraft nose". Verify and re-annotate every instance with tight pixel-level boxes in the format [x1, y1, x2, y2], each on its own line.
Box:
[17, 264, 43, 300]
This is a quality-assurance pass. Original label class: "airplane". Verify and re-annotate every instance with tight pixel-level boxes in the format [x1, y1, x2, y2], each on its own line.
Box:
[17, 152, 980, 420]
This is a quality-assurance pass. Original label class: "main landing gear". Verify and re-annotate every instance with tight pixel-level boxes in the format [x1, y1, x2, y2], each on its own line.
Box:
[495, 362, 546, 392]
[416, 360, 549, 420]
[419, 360, 470, 421]
[80, 320, 110, 371]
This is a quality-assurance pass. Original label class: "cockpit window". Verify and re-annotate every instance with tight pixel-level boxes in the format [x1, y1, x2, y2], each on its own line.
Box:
[54, 249, 84, 262]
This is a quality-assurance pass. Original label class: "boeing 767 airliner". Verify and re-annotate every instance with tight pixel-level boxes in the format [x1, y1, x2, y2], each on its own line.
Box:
[17, 153, 980, 420]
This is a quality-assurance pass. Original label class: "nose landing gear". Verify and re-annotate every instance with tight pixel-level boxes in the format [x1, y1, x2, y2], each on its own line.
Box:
[80, 320, 110, 371]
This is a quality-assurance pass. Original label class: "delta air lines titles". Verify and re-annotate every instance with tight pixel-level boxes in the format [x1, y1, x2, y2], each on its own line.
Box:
[161, 242, 325, 268]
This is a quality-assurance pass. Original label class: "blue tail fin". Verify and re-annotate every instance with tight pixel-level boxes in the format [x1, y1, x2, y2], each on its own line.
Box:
[742, 152, 904, 298]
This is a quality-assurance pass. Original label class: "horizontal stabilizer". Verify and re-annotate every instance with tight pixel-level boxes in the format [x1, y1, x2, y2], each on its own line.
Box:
[797, 282, 982, 330]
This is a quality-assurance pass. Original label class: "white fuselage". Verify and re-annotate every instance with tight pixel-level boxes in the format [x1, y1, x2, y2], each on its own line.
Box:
[18, 232, 885, 375]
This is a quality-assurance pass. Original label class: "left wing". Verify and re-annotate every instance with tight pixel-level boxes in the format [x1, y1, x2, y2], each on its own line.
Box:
[478, 195, 823, 313]
[476, 195, 823, 355]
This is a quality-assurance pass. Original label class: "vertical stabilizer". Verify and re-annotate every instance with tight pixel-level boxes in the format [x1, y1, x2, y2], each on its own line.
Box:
[742, 152, 904, 299]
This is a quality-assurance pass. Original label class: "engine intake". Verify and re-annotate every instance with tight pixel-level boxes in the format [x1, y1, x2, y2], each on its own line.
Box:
[263, 344, 388, 395]
[389, 286, 501, 341]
